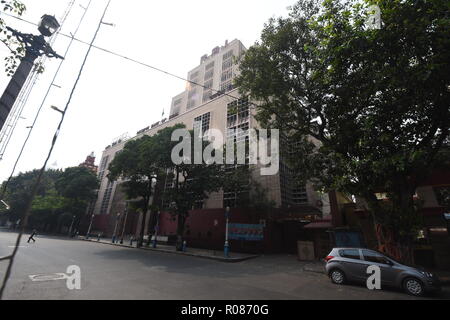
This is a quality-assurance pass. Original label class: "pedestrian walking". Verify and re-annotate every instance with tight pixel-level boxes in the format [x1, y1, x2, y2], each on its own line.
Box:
[27, 229, 37, 243]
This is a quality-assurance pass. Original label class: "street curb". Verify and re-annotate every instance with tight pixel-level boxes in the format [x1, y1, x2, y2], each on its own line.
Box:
[80, 239, 260, 263]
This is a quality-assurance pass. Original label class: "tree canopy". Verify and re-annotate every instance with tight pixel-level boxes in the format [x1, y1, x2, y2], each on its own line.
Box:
[108, 124, 229, 250]
[0, 167, 98, 233]
[235, 0, 450, 261]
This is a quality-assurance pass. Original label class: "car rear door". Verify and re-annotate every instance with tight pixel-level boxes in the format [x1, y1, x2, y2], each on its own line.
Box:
[339, 249, 367, 282]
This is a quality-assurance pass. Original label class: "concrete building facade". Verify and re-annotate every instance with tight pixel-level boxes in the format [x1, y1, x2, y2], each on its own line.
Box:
[90, 39, 330, 252]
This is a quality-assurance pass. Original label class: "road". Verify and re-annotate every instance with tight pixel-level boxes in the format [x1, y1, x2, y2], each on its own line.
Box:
[0, 231, 448, 300]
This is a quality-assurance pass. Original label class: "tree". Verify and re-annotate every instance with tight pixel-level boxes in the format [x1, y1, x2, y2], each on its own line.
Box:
[108, 134, 162, 247]
[55, 167, 99, 233]
[0, 0, 27, 76]
[161, 129, 224, 251]
[1, 167, 98, 233]
[235, 0, 450, 262]
[108, 124, 226, 250]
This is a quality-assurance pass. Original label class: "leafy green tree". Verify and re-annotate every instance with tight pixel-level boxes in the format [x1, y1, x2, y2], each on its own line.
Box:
[108, 134, 163, 247]
[0, 0, 27, 76]
[55, 166, 99, 233]
[108, 124, 226, 250]
[235, 0, 450, 262]
[31, 189, 67, 232]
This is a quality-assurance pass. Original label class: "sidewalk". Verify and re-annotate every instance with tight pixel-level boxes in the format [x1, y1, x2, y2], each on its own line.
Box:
[80, 237, 260, 263]
[301, 261, 450, 286]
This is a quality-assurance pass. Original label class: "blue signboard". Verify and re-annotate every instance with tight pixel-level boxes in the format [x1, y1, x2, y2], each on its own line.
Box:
[229, 224, 264, 241]
[334, 231, 365, 248]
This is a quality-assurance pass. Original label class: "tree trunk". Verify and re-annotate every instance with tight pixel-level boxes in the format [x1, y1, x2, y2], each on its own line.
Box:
[137, 199, 149, 248]
[368, 185, 418, 265]
[176, 212, 186, 251]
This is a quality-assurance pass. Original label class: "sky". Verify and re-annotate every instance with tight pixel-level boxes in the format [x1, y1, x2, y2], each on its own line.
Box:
[0, 0, 294, 181]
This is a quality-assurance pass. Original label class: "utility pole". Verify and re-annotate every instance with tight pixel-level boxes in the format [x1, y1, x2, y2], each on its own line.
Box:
[0, 15, 63, 131]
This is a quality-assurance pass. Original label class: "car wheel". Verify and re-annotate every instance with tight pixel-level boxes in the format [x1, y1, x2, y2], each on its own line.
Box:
[330, 269, 346, 285]
[403, 277, 424, 297]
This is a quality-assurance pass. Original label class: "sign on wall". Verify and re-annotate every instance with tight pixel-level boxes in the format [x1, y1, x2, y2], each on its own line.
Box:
[229, 224, 264, 241]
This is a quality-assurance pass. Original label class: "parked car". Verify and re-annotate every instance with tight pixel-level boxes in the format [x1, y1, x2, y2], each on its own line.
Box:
[324, 248, 441, 296]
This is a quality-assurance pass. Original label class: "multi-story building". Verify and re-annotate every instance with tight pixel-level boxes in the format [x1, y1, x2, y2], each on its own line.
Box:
[79, 152, 98, 175]
[91, 39, 331, 253]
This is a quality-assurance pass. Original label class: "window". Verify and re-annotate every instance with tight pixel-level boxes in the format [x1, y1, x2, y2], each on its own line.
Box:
[98, 155, 110, 181]
[204, 79, 213, 89]
[340, 249, 361, 260]
[204, 70, 214, 81]
[223, 50, 234, 60]
[203, 90, 212, 103]
[221, 70, 233, 82]
[220, 81, 233, 92]
[188, 89, 197, 99]
[189, 71, 199, 80]
[100, 181, 114, 215]
[193, 112, 211, 136]
[362, 250, 390, 264]
[222, 59, 233, 70]
[205, 61, 215, 70]
[174, 98, 182, 106]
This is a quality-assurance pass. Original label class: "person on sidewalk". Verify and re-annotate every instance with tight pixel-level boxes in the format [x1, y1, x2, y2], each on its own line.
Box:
[27, 229, 37, 243]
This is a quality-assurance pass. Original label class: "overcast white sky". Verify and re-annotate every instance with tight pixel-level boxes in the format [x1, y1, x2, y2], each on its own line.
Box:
[0, 0, 293, 181]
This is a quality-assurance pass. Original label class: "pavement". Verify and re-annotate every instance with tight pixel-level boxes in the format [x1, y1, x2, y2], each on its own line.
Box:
[1, 231, 449, 300]
[80, 237, 259, 263]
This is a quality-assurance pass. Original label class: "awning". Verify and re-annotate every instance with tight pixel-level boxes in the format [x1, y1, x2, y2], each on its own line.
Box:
[303, 220, 333, 229]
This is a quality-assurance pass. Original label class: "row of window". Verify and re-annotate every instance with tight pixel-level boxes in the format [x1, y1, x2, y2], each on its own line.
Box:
[193, 112, 211, 137]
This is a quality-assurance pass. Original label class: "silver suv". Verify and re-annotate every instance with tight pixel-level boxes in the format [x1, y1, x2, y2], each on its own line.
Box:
[325, 248, 441, 296]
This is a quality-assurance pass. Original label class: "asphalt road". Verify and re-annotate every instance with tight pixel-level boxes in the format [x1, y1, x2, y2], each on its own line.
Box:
[0, 230, 448, 300]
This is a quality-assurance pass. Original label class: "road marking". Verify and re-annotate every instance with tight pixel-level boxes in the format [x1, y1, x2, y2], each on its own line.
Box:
[8, 246, 27, 248]
[29, 273, 68, 282]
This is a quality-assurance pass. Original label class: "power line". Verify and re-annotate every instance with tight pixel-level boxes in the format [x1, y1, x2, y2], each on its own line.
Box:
[0, 0, 92, 201]
[0, 0, 98, 299]
[0, 0, 77, 159]
[0, 11, 252, 107]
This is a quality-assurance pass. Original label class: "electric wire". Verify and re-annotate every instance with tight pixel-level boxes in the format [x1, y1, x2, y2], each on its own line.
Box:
[0, 0, 101, 299]
[0, 0, 92, 201]
[0, 11, 255, 108]
[0, 0, 76, 159]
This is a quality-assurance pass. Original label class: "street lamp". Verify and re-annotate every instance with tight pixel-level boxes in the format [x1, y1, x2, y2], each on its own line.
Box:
[120, 202, 130, 244]
[224, 206, 231, 258]
[112, 212, 121, 243]
[0, 15, 63, 131]
[1, 200, 10, 210]
[153, 211, 161, 248]
[86, 214, 95, 240]
[68, 215, 76, 237]
[38, 15, 61, 37]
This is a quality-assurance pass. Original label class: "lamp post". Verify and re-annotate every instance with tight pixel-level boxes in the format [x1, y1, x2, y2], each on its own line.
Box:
[120, 202, 130, 245]
[112, 212, 121, 243]
[1, 200, 10, 210]
[86, 214, 95, 240]
[68, 215, 76, 237]
[153, 211, 161, 248]
[224, 206, 231, 258]
[0, 15, 63, 131]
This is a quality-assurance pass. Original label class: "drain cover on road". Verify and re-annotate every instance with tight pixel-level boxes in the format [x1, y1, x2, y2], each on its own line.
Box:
[29, 273, 68, 282]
